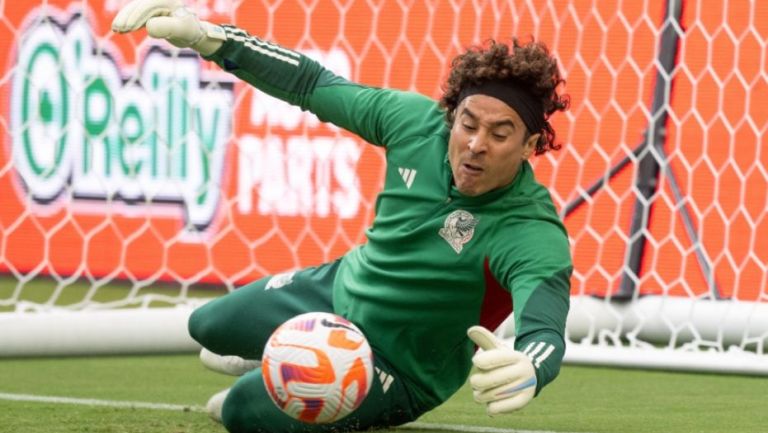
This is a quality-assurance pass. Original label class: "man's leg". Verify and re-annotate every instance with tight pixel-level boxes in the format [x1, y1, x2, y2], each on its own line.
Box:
[188, 260, 340, 359]
[188, 260, 432, 432]
[221, 352, 425, 433]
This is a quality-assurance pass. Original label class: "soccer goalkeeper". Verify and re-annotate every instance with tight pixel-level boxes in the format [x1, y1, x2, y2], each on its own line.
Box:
[113, 1, 572, 432]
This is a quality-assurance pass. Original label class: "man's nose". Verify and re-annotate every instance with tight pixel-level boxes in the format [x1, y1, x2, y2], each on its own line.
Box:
[467, 132, 488, 153]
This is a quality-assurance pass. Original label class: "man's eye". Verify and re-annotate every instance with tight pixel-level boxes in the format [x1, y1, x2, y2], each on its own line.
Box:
[492, 133, 508, 140]
[462, 124, 477, 131]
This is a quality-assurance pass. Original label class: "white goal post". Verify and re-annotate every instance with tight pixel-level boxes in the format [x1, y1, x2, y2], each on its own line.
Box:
[6, 295, 768, 376]
[1, 0, 766, 375]
[0, 305, 200, 356]
[499, 295, 768, 376]
[564, 296, 768, 375]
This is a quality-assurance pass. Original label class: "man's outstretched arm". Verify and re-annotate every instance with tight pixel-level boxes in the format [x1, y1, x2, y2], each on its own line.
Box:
[111, 0, 441, 148]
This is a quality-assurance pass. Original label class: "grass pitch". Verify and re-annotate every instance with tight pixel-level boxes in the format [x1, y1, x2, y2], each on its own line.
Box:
[1, 354, 767, 433]
[2, 277, 766, 432]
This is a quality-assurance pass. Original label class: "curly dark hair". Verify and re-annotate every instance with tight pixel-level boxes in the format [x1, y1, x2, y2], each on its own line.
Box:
[440, 38, 570, 155]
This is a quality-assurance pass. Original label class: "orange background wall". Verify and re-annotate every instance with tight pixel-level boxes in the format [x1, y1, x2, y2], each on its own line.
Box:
[1, 1, 765, 300]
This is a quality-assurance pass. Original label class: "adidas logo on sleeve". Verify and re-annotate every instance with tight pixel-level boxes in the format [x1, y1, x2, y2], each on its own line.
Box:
[521, 341, 556, 368]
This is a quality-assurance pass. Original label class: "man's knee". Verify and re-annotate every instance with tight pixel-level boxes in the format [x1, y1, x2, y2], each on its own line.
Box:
[188, 302, 217, 347]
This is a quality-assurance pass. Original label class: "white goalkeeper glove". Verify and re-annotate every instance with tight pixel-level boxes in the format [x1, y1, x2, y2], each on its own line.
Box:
[111, 0, 227, 56]
[467, 325, 537, 416]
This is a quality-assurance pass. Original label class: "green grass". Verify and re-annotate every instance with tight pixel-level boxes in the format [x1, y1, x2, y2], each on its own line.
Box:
[3, 276, 767, 432]
[1, 354, 767, 433]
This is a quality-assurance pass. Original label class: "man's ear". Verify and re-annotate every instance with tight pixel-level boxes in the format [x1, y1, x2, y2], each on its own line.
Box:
[522, 133, 540, 160]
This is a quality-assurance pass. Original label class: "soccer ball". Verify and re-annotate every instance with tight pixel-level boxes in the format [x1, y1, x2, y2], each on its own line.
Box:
[262, 312, 374, 424]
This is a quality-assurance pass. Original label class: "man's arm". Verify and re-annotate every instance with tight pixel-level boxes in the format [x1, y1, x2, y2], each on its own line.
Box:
[111, 0, 438, 148]
[468, 211, 570, 417]
[509, 267, 571, 394]
[204, 25, 438, 147]
[488, 219, 572, 395]
[467, 264, 570, 417]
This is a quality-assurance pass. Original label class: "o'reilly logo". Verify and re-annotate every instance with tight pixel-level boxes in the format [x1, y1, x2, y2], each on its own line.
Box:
[10, 12, 232, 230]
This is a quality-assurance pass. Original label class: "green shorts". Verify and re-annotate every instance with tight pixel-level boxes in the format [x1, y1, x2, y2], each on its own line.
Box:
[188, 260, 431, 433]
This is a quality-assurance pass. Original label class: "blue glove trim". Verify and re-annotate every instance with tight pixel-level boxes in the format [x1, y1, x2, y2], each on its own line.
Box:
[496, 376, 537, 397]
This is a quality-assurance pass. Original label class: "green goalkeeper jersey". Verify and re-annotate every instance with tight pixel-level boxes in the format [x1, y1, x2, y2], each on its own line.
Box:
[206, 26, 572, 409]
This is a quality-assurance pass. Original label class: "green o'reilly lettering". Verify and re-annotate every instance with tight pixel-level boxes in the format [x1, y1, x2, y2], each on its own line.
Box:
[21, 44, 68, 180]
[10, 12, 232, 230]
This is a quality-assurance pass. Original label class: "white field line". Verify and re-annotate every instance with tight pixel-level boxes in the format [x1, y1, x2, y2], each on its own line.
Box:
[401, 422, 582, 433]
[0, 392, 582, 433]
[0, 392, 206, 412]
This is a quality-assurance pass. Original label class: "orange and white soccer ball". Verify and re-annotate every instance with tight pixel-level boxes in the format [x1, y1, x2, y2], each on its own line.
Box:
[262, 312, 374, 424]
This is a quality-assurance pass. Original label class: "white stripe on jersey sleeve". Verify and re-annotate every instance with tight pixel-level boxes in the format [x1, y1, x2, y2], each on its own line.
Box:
[522, 342, 536, 356]
[533, 344, 556, 368]
[521, 341, 556, 369]
[223, 27, 301, 66]
[525, 342, 546, 359]
[228, 28, 301, 59]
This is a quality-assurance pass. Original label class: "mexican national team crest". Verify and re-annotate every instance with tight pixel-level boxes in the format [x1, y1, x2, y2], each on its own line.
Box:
[439, 210, 479, 253]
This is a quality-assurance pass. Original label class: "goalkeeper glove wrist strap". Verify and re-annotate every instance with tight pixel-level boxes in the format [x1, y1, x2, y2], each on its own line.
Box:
[192, 21, 227, 56]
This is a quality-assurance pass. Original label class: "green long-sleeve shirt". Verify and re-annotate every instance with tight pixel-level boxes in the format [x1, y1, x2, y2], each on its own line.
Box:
[206, 26, 572, 410]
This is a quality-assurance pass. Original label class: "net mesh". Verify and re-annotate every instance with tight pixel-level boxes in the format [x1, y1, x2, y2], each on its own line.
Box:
[0, 1, 766, 361]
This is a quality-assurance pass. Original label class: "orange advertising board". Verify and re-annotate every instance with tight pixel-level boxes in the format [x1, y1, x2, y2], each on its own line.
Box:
[1, 1, 765, 300]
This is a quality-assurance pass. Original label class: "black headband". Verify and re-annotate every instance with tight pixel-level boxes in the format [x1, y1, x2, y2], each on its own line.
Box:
[458, 80, 545, 134]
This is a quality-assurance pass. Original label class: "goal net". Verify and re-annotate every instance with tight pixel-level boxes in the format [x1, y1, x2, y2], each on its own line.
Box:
[1, 0, 766, 372]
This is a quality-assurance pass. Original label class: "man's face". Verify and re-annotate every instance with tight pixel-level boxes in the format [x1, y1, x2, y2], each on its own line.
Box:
[448, 94, 539, 196]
